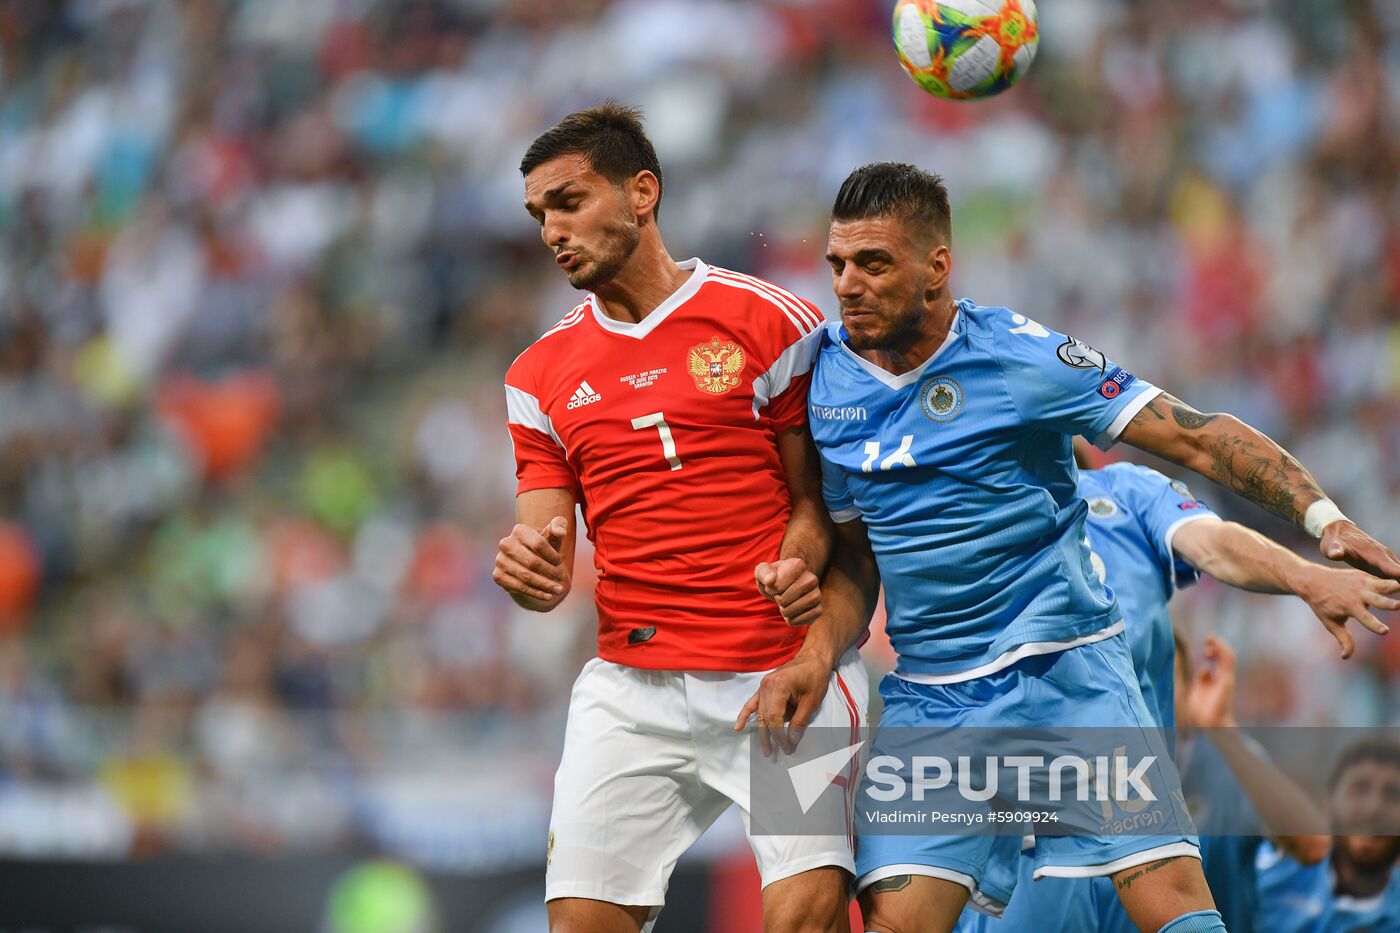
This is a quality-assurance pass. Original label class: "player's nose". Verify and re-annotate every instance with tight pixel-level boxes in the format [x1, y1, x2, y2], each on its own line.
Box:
[833, 267, 865, 299]
[541, 214, 570, 248]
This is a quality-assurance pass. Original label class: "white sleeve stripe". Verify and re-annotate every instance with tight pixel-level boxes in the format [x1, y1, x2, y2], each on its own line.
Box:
[722, 268, 826, 331]
[709, 269, 821, 333]
[542, 306, 586, 338]
[709, 274, 813, 336]
[504, 385, 563, 448]
[829, 506, 862, 523]
[723, 268, 825, 329]
[708, 270, 812, 333]
[1092, 384, 1161, 451]
[714, 268, 825, 330]
[751, 327, 822, 420]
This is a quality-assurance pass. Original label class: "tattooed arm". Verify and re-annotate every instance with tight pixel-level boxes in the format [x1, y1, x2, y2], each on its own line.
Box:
[1119, 392, 1400, 581]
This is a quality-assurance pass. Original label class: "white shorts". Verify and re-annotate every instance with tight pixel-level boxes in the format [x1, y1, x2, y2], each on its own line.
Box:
[545, 648, 869, 916]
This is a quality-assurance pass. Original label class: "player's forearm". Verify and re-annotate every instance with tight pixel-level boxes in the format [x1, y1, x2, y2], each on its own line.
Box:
[779, 498, 835, 578]
[1177, 521, 1313, 596]
[798, 535, 878, 669]
[1124, 393, 1328, 529]
[1204, 728, 1328, 859]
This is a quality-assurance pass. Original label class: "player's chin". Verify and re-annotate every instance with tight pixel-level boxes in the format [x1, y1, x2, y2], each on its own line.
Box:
[564, 261, 600, 289]
[841, 317, 885, 350]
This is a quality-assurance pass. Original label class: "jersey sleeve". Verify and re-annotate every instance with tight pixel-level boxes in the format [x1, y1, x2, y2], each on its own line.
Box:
[752, 306, 824, 433]
[992, 315, 1161, 450]
[504, 362, 576, 495]
[821, 453, 860, 524]
[1109, 464, 1220, 593]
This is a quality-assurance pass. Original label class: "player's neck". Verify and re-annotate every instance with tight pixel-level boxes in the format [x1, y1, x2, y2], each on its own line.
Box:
[869, 296, 957, 376]
[591, 235, 690, 325]
[1332, 849, 1394, 899]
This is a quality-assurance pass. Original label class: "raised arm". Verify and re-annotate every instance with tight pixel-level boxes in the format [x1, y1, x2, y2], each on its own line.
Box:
[1184, 635, 1330, 864]
[1172, 519, 1398, 658]
[492, 487, 578, 612]
[1120, 392, 1400, 581]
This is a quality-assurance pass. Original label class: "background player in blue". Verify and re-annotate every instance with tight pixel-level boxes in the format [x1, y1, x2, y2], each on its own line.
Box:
[1070, 457, 1395, 729]
[774, 162, 1400, 933]
[1174, 636, 1330, 933]
[962, 637, 1339, 933]
[954, 458, 1385, 933]
[1254, 738, 1400, 932]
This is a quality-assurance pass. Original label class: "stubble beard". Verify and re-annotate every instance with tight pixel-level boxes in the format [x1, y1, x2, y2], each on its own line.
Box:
[566, 215, 641, 291]
[841, 292, 926, 353]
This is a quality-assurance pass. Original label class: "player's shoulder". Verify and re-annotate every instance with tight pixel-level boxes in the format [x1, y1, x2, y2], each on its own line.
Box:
[506, 297, 593, 383]
[1098, 461, 1170, 488]
[957, 299, 1039, 337]
[703, 264, 826, 342]
[1091, 463, 1191, 509]
[1101, 462, 1202, 502]
[959, 300, 1063, 365]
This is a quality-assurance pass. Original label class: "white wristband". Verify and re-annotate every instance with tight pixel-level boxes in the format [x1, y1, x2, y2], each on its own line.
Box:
[1303, 498, 1348, 538]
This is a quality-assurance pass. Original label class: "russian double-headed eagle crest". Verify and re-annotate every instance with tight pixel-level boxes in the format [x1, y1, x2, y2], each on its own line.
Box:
[687, 337, 745, 395]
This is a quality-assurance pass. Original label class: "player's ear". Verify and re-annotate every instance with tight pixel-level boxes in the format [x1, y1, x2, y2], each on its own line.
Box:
[629, 170, 661, 223]
[925, 242, 952, 296]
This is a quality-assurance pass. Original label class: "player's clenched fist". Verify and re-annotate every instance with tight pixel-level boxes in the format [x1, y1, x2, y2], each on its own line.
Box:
[494, 516, 570, 611]
[755, 557, 821, 626]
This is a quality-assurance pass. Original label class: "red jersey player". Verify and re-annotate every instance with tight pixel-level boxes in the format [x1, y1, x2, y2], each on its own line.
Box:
[494, 103, 869, 933]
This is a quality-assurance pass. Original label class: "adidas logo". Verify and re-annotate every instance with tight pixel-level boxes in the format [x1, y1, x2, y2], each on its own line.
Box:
[566, 380, 602, 410]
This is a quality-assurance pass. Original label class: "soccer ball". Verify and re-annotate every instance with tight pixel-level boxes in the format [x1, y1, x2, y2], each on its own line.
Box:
[892, 0, 1039, 101]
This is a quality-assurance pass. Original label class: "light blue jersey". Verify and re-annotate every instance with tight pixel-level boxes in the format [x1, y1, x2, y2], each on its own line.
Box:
[1254, 842, 1400, 932]
[811, 300, 1161, 678]
[1079, 464, 1218, 728]
[953, 467, 1234, 933]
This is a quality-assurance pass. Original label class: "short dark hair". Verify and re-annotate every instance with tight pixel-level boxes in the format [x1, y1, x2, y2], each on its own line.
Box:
[1328, 737, 1400, 791]
[832, 162, 952, 245]
[519, 100, 663, 218]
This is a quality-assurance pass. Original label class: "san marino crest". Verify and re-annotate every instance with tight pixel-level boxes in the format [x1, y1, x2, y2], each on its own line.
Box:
[687, 337, 745, 395]
[921, 376, 963, 422]
[1087, 496, 1120, 519]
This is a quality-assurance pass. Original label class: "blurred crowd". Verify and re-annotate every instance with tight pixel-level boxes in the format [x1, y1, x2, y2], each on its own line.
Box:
[0, 0, 1397, 859]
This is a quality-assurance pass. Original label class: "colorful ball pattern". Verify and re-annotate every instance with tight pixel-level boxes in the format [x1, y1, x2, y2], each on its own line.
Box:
[892, 0, 1039, 101]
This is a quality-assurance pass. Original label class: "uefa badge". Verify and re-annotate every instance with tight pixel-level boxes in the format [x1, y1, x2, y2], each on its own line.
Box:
[687, 337, 745, 395]
[920, 376, 963, 422]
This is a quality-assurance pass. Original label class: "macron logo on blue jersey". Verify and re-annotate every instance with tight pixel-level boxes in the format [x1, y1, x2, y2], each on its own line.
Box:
[812, 405, 868, 421]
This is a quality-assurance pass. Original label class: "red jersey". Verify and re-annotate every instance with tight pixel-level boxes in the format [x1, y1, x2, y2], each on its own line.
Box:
[504, 259, 825, 672]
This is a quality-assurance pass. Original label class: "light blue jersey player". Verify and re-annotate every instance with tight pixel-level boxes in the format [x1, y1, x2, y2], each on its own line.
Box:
[1255, 842, 1400, 933]
[1077, 464, 1218, 729]
[1253, 738, 1400, 933]
[953, 463, 1395, 933]
[800, 163, 1400, 933]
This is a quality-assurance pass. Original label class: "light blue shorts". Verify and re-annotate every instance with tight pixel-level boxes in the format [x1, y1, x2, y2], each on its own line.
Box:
[855, 633, 1199, 917]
